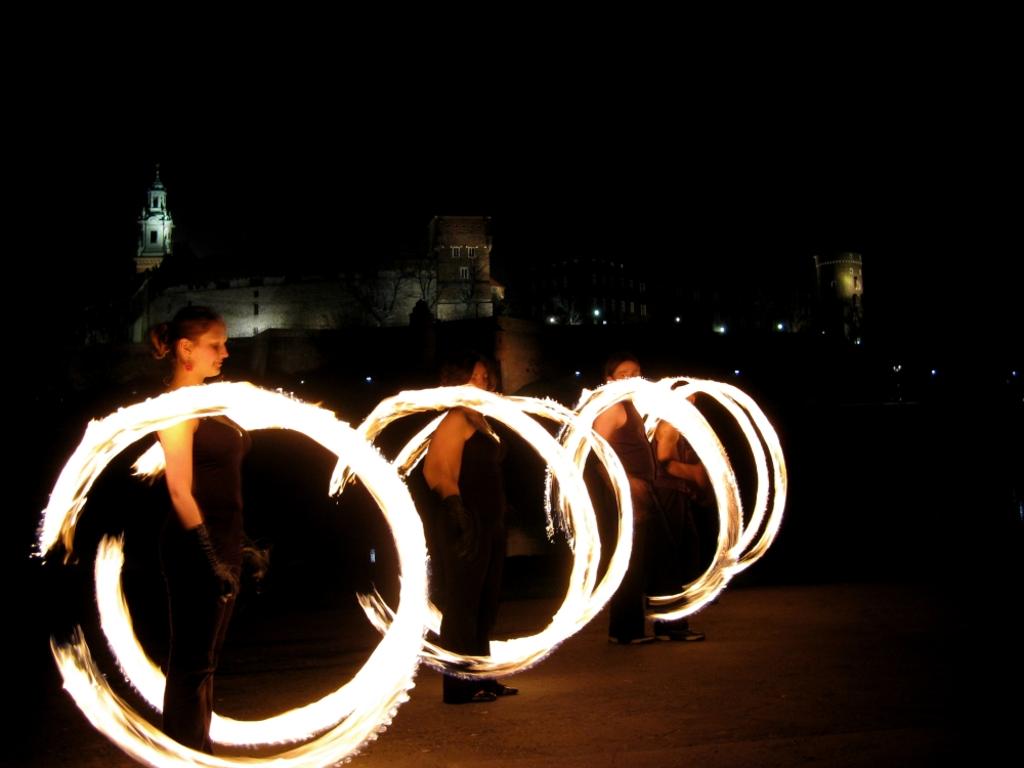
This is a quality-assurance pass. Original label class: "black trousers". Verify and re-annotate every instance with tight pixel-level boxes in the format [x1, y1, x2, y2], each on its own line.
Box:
[651, 485, 703, 590]
[607, 514, 650, 640]
[161, 541, 237, 753]
[587, 463, 654, 641]
[434, 512, 506, 699]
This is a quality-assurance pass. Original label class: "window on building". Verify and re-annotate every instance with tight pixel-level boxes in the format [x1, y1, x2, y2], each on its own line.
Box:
[466, 246, 477, 259]
[854, 275, 859, 290]
[451, 246, 461, 258]
[459, 266, 470, 279]
[253, 289, 259, 298]
[254, 303, 259, 316]
[641, 303, 647, 317]
[629, 301, 635, 314]
[153, 197, 158, 207]
[640, 282, 646, 293]
[150, 231, 157, 244]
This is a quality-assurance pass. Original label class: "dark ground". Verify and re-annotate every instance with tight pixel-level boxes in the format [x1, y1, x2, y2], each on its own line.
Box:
[18, 579, 1002, 768]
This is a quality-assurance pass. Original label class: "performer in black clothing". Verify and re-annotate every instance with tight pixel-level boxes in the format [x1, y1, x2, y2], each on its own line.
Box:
[423, 353, 519, 703]
[592, 353, 708, 643]
[592, 352, 659, 644]
[150, 306, 251, 752]
[650, 412, 708, 642]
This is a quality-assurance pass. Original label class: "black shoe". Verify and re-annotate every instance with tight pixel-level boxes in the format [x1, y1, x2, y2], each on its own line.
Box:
[653, 620, 705, 642]
[443, 688, 498, 704]
[608, 634, 656, 645]
[483, 680, 519, 696]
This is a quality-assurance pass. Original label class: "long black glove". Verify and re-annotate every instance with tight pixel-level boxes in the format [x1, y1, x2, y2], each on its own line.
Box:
[186, 524, 239, 602]
[442, 495, 479, 560]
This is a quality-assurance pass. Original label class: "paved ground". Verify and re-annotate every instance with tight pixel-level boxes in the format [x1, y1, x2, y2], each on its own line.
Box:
[18, 577, 1010, 768]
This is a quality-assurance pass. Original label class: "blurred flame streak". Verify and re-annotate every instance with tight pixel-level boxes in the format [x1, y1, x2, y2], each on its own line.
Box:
[634, 376, 787, 618]
[42, 382, 430, 765]
[38, 378, 784, 765]
[339, 386, 634, 677]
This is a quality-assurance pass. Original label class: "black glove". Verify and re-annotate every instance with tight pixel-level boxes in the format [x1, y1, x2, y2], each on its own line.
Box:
[186, 524, 239, 602]
[442, 494, 478, 560]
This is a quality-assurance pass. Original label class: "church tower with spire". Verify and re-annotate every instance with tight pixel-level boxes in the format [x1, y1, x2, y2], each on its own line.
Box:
[135, 165, 173, 273]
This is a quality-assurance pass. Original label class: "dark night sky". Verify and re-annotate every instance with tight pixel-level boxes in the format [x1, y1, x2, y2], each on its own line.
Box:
[14, 64, 1020, 364]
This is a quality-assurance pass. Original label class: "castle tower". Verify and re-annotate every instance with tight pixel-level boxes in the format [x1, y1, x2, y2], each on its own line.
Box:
[430, 216, 503, 320]
[135, 165, 173, 273]
[814, 252, 864, 340]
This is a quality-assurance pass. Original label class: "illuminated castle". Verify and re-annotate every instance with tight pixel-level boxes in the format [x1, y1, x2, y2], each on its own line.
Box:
[129, 169, 502, 342]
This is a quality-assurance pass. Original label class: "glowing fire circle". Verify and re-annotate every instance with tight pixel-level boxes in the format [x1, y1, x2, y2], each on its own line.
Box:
[348, 377, 786, 671]
[36, 378, 786, 767]
[38, 383, 432, 768]
[562, 376, 787, 623]
[334, 386, 636, 678]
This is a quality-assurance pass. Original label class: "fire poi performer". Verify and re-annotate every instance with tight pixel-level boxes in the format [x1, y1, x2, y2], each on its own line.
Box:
[149, 306, 252, 752]
[591, 352, 660, 644]
[422, 352, 520, 703]
[593, 354, 708, 644]
[650, 389, 708, 642]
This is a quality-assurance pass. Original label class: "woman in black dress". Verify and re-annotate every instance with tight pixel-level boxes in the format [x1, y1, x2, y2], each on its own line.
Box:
[150, 306, 251, 752]
[592, 352, 659, 644]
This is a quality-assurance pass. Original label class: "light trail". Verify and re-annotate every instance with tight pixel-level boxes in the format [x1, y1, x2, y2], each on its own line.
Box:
[339, 386, 634, 677]
[40, 382, 430, 766]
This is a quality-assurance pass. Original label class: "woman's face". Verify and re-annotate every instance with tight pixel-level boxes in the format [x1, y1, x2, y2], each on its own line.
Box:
[184, 323, 229, 379]
[608, 359, 641, 382]
[467, 361, 490, 390]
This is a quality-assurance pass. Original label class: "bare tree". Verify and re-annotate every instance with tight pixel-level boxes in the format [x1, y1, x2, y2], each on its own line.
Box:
[458, 259, 488, 317]
[409, 257, 438, 312]
[549, 293, 582, 325]
[347, 269, 405, 327]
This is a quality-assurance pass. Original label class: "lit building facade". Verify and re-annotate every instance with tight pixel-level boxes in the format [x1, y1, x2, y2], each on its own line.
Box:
[135, 167, 173, 273]
[814, 252, 864, 340]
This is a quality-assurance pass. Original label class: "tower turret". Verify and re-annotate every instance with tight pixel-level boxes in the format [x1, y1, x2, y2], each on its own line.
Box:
[135, 165, 173, 273]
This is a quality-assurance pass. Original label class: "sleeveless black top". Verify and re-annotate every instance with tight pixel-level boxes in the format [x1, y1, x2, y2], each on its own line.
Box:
[164, 417, 251, 567]
[606, 401, 656, 482]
